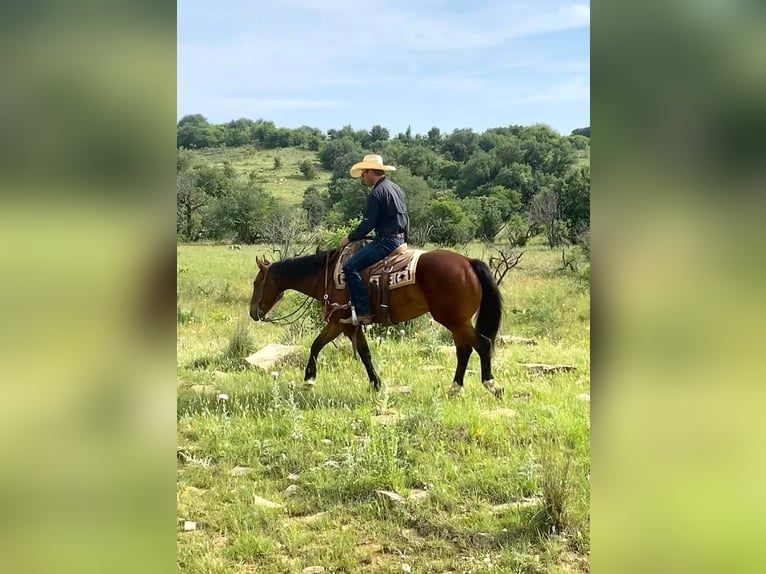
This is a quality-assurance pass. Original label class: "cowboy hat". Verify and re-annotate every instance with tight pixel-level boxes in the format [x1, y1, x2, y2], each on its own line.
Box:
[349, 154, 397, 178]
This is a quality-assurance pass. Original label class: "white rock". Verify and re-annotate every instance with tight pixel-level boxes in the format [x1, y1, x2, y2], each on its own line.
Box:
[375, 490, 405, 504]
[217, 393, 229, 401]
[302, 567, 325, 574]
[285, 484, 300, 496]
[287, 473, 300, 482]
[229, 466, 251, 477]
[252, 495, 282, 509]
[182, 520, 197, 531]
[245, 344, 300, 371]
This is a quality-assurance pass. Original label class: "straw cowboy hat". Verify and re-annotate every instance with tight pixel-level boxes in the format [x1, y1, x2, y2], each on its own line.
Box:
[349, 154, 397, 178]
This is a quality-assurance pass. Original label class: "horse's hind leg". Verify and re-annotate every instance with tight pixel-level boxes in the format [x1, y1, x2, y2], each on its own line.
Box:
[447, 322, 503, 398]
[449, 344, 473, 395]
[341, 325, 381, 391]
[445, 323, 476, 396]
[474, 331, 503, 399]
[304, 322, 343, 386]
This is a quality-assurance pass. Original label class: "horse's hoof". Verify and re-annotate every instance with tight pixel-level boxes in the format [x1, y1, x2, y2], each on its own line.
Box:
[482, 379, 503, 399]
[448, 382, 463, 396]
[303, 378, 316, 390]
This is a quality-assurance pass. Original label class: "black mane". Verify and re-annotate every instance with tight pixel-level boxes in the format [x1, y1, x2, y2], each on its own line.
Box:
[270, 249, 338, 281]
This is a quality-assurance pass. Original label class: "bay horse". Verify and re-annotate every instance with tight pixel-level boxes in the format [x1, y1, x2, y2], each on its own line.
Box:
[249, 245, 504, 397]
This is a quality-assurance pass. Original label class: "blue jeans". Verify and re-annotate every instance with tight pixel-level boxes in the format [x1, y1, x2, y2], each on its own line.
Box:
[342, 236, 404, 316]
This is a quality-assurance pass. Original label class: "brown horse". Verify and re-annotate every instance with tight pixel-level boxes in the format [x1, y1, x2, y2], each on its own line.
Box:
[249, 245, 504, 397]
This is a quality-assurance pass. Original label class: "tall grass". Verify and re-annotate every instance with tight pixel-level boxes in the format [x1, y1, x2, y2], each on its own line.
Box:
[177, 241, 590, 572]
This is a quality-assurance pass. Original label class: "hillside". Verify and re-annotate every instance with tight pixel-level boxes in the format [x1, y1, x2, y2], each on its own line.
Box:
[188, 146, 330, 207]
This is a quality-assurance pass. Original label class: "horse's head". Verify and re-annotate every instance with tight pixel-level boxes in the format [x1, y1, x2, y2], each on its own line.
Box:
[249, 256, 283, 321]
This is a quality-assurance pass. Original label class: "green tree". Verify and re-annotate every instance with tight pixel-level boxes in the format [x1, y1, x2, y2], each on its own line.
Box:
[299, 159, 317, 180]
[456, 151, 497, 197]
[557, 165, 590, 241]
[194, 164, 232, 197]
[389, 168, 435, 240]
[462, 196, 504, 242]
[571, 126, 590, 137]
[204, 182, 277, 244]
[427, 198, 475, 246]
[177, 169, 207, 240]
[327, 178, 369, 223]
[177, 114, 223, 149]
[318, 138, 363, 170]
[441, 128, 479, 162]
[301, 184, 327, 227]
[369, 125, 390, 143]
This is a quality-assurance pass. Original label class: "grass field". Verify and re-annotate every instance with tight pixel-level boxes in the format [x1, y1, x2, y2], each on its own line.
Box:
[190, 146, 332, 207]
[177, 240, 590, 573]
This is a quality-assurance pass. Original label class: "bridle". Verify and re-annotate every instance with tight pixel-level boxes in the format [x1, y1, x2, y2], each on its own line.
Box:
[256, 251, 335, 326]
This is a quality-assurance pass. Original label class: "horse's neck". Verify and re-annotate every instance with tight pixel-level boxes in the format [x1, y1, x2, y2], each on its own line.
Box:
[277, 273, 323, 300]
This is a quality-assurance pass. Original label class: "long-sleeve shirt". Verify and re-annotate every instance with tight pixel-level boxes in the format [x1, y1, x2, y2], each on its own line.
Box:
[348, 177, 408, 241]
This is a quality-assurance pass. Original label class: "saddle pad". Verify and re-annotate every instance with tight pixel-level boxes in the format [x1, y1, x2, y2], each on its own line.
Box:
[334, 243, 425, 291]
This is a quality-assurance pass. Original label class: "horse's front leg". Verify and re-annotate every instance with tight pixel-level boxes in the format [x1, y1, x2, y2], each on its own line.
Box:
[341, 325, 381, 391]
[304, 322, 343, 386]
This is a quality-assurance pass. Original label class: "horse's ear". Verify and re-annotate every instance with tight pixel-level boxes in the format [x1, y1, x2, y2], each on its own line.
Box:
[262, 257, 271, 266]
[256, 256, 265, 269]
[315, 245, 320, 255]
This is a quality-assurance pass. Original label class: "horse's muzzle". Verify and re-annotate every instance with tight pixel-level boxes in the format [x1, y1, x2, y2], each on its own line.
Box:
[250, 307, 264, 321]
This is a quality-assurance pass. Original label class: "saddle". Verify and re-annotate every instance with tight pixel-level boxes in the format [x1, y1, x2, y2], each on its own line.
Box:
[334, 241, 425, 326]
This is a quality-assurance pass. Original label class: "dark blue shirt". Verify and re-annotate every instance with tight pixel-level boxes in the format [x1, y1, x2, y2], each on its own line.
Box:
[348, 177, 409, 241]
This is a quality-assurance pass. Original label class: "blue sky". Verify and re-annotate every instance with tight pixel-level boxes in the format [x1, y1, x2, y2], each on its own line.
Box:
[178, 0, 589, 136]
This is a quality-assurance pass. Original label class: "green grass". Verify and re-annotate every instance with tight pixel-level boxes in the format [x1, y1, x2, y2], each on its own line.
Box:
[188, 146, 331, 207]
[177, 240, 590, 573]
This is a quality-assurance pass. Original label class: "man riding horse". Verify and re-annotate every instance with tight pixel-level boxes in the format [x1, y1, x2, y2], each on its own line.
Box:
[338, 154, 408, 326]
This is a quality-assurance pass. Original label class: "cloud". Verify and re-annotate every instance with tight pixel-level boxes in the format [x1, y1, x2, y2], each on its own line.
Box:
[220, 98, 341, 110]
[511, 75, 590, 104]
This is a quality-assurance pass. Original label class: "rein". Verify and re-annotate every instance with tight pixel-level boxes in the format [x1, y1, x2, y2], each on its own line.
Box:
[261, 252, 335, 326]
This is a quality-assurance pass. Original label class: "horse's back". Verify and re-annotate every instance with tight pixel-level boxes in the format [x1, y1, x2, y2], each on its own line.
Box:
[387, 249, 481, 325]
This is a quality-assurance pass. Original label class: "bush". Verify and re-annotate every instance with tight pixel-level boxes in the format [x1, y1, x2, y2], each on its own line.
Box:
[299, 158, 317, 180]
[426, 198, 475, 246]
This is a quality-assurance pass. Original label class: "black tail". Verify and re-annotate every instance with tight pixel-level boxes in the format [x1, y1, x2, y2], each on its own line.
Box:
[469, 259, 503, 348]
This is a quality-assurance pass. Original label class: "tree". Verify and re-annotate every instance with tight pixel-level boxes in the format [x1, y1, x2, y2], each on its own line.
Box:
[204, 182, 278, 244]
[427, 127, 442, 148]
[177, 114, 223, 149]
[299, 158, 317, 180]
[369, 125, 390, 143]
[194, 164, 232, 198]
[389, 168, 435, 239]
[397, 145, 440, 179]
[441, 128, 479, 162]
[177, 170, 207, 240]
[506, 214, 537, 247]
[326, 178, 368, 222]
[456, 151, 497, 197]
[427, 198, 475, 246]
[557, 165, 590, 241]
[462, 196, 504, 242]
[262, 212, 313, 260]
[571, 127, 590, 137]
[477, 184, 522, 219]
[301, 184, 327, 227]
[530, 189, 567, 248]
[318, 138, 363, 170]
